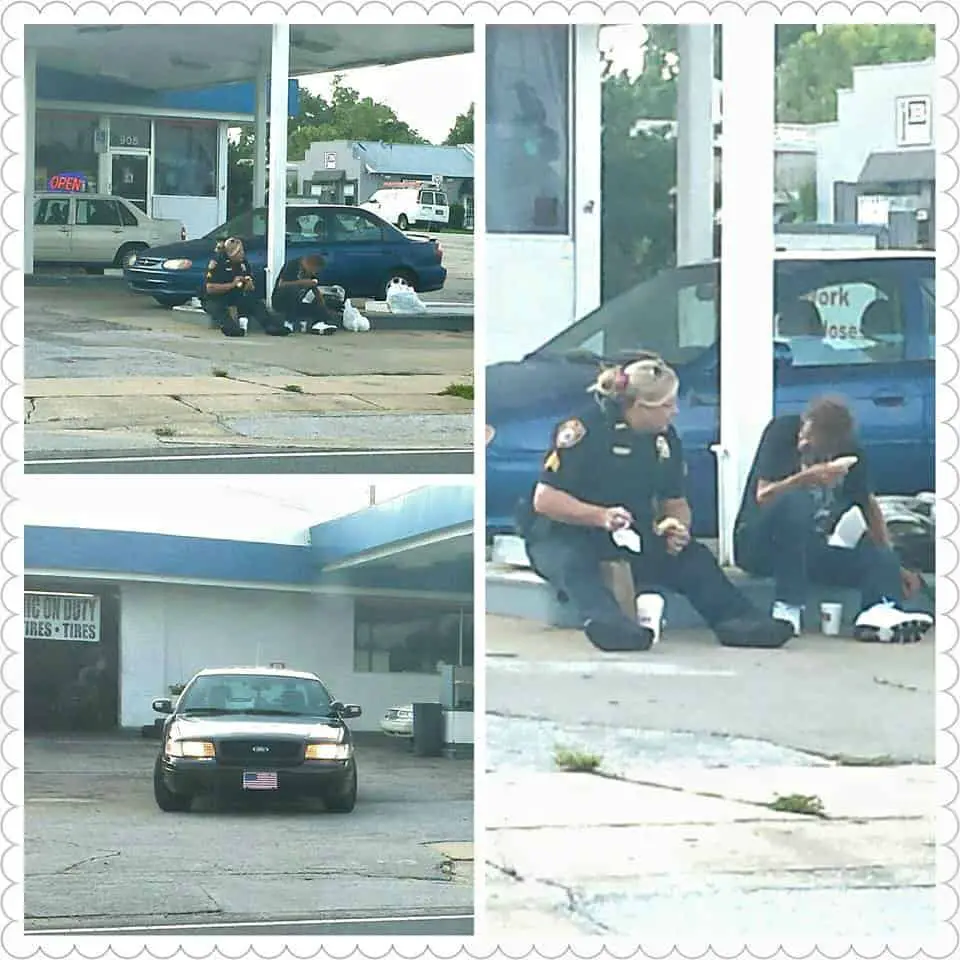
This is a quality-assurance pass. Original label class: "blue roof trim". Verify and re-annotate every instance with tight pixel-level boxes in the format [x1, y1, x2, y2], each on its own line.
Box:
[25, 526, 315, 585]
[38, 68, 300, 117]
[309, 487, 473, 566]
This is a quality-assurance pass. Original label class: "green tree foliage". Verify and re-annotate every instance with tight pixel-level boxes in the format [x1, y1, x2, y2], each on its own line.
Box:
[444, 104, 474, 145]
[776, 25, 935, 122]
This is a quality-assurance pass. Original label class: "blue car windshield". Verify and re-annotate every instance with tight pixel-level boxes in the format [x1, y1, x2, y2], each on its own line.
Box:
[178, 674, 334, 717]
[531, 265, 719, 367]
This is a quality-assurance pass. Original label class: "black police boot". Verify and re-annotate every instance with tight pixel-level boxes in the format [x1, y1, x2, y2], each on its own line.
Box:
[713, 613, 794, 649]
[584, 618, 655, 653]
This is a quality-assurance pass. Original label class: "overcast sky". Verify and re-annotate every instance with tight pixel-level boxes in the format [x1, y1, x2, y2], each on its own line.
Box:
[22, 477, 463, 545]
[299, 26, 647, 145]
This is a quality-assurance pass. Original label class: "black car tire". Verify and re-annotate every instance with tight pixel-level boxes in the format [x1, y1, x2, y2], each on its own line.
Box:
[324, 762, 357, 813]
[397, 214, 410, 231]
[115, 243, 148, 270]
[385, 268, 418, 299]
[153, 757, 192, 812]
[152, 294, 191, 309]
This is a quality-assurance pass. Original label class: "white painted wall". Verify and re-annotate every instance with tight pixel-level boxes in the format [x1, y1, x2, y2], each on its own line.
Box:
[152, 196, 219, 241]
[485, 25, 602, 364]
[816, 59, 934, 221]
[119, 581, 445, 732]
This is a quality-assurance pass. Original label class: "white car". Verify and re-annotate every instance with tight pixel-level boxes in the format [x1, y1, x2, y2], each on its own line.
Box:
[380, 704, 413, 738]
[33, 192, 185, 271]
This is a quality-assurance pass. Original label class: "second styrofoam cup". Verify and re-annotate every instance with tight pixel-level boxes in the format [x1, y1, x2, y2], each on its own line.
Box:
[820, 602, 843, 636]
[636, 593, 665, 644]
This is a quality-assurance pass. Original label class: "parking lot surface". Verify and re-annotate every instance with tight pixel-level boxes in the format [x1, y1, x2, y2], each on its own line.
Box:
[24, 734, 474, 931]
[25, 233, 473, 458]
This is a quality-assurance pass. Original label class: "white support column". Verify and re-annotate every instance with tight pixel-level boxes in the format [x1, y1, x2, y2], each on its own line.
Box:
[265, 24, 289, 300]
[23, 43, 37, 275]
[573, 24, 602, 319]
[253, 60, 268, 208]
[676, 24, 715, 266]
[216, 121, 229, 227]
[716, 20, 776, 567]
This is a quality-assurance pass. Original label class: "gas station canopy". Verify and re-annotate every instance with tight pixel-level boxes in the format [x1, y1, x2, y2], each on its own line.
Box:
[26, 24, 474, 90]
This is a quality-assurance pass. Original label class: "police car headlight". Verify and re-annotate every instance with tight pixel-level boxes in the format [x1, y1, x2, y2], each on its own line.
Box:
[305, 743, 352, 761]
[162, 258, 193, 270]
[166, 739, 215, 759]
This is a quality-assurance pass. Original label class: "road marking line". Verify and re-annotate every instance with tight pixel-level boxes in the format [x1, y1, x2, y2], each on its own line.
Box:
[27, 448, 473, 466]
[29, 913, 475, 935]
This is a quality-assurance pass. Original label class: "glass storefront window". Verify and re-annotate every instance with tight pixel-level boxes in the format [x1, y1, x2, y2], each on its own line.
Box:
[35, 111, 99, 193]
[486, 25, 571, 235]
[354, 599, 474, 674]
[109, 116, 151, 149]
[154, 120, 217, 197]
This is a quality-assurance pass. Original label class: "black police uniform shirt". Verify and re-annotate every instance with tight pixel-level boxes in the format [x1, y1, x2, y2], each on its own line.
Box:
[532, 400, 687, 549]
[204, 251, 253, 299]
[735, 413, 872, 538]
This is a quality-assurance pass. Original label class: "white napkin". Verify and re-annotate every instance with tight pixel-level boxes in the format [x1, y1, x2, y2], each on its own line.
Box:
[611, 527, 642, 553]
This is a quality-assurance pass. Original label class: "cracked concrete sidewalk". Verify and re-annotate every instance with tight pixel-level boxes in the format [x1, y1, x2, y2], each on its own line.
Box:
[484, 615, 939, 944]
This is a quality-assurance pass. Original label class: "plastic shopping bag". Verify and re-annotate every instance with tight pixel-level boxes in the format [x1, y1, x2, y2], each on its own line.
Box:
[385, 278, 428, 315]
[342, 299, 370, 333]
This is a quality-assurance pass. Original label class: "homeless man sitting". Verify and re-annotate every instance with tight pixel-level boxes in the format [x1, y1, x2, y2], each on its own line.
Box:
[518, 353, 795, 652]
[270, 254, 340, 335]
[733, 394, 932, 643]
[202, 237, 289, 337]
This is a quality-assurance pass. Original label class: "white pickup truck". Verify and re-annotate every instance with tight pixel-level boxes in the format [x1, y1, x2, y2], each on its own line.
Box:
[33, 192, 185, 272]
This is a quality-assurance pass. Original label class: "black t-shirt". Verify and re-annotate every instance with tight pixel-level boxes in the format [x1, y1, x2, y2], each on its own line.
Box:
[531, 400, 686, 545]
[204, 252, 253, 296]
[271, 259, 321, 311]
[735, 413, 872, 536]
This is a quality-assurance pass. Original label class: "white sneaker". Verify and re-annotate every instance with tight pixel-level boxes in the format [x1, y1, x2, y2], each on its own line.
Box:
[772, 601, 802, 636]
[283, 320, 295, 334]
[310, 321, 337, 336]
[854, 600, 933, 644]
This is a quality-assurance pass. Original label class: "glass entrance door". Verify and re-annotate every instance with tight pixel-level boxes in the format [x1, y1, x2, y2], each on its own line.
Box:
[111, 154, 149, 213]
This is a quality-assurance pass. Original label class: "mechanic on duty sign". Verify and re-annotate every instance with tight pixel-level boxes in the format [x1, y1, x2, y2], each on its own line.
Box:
[25, 593, 100, 642]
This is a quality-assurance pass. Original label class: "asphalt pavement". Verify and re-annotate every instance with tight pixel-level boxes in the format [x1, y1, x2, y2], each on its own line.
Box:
[25, 446, 473, 474]
[24, 734, 474, 934]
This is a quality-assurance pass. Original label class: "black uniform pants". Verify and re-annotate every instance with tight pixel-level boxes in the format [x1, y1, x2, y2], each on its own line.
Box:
[272, 295, 339, 332]
[205, 293, 283, 336]
[526, 527, 752, 634]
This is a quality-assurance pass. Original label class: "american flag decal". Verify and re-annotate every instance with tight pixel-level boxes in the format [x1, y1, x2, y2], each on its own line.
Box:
[243, 770, 278, 791]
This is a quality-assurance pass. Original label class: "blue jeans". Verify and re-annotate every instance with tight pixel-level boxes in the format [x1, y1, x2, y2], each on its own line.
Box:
[735, 488, 903, 609]
[526, 528, 752, 632]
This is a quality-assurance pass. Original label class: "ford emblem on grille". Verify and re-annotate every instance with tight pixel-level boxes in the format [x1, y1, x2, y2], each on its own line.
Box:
[251, 746, 270, 753]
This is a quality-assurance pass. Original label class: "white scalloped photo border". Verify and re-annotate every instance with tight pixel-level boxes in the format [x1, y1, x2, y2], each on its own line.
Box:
[1, 3, 957, 958]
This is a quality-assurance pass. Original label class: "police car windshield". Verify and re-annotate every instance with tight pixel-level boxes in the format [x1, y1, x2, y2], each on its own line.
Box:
[528, 264, 719, 368]
[178, 674, 334, 717]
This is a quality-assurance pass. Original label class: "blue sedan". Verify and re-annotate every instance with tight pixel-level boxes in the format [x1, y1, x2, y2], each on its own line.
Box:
[123, 203, 447, 307]
[486, 251, 935, 539]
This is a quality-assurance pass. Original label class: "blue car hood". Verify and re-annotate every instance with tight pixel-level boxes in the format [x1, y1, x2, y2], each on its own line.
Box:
[486, 353, 604, 425]
[143, 237, 225, 259]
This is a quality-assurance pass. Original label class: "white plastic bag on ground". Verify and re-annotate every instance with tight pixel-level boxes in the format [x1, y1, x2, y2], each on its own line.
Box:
[342, 299, 370, 332]
[385, 278, 427, 315]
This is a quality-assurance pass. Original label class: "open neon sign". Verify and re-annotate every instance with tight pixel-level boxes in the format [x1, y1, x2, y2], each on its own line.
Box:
[48, 172, 88, 192]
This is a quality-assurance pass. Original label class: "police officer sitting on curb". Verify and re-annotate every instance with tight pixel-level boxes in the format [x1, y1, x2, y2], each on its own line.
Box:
[271, 254, 339, 335]
[518, 353, 795, 652]
[733, 394, 932, 642]
[202, 237, 290, 338]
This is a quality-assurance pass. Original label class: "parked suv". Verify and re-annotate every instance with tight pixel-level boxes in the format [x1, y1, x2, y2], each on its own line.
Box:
[486, 250, 935, 537]
[33, 192, 185, 271]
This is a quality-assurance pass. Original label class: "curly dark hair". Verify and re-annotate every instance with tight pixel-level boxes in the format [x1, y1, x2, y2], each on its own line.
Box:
[804, 395, 856, 451]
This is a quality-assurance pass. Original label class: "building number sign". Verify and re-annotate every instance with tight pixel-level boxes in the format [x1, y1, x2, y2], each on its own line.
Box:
[117, 134, 141, 147]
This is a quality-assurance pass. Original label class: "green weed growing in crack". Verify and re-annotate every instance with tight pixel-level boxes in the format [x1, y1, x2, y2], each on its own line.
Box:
[554, 746, 602, 773]
[831, 753, 897, 767]
[283, 384, 304, 393]
[212, 367, 229, 378]
[154, 426, 176, 438]
[768, 793, 827, 817]
[439, 382, 474, 400]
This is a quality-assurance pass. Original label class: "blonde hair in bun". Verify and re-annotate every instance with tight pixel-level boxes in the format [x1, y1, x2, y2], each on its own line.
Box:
[588, 352, 679, 407]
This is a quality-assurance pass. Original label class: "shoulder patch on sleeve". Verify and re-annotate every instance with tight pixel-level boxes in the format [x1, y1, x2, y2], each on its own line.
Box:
[207, 259, 217, 271]
[556, 418, 586, 449]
